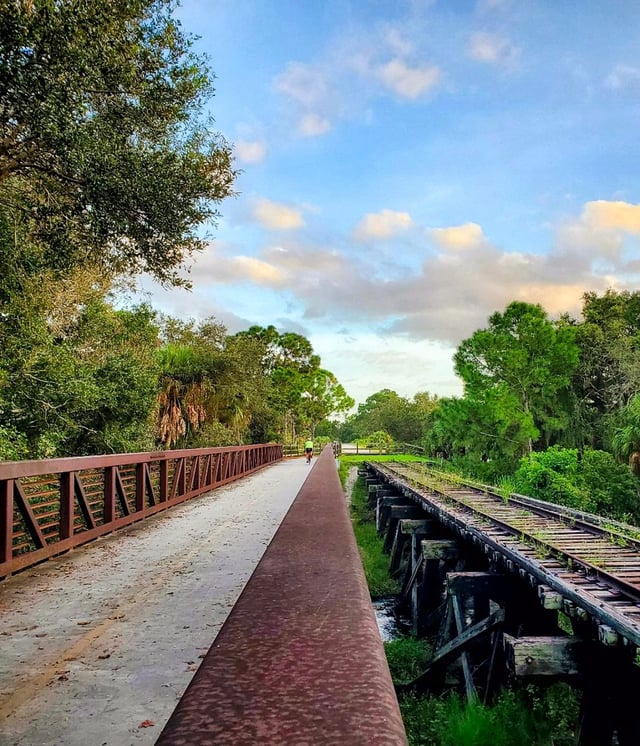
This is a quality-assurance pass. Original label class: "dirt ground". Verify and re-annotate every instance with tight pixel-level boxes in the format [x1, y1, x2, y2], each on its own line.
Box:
[0, 458, 313, 746]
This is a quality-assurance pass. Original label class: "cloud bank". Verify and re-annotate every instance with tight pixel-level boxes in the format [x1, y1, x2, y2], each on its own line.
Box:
[187, 200, 640, 347]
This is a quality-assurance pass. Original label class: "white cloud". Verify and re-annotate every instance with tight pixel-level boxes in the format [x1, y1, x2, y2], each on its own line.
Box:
[262, 244, 348, 276]
[312, 331, 462, 403]
[275, 62, 327, 108]
[274, 62, 335, 138]
[253, 199, 305, 230]
[299, 113, 332, 136]
[377, 59, 441, 99]
[278, 201, 638, 344]
[186, 251, 286, 287]
[353, 209, 414, 241]
[231, 256, 286, 285]
[555, 200, 640, 265]
[606, 65, 640, 90]
[144, 201, 640, 365]
[513, 282, 590, 316]
[581, 200, 640, 233]
[384, 28, 414, 57]
[430, 223, 486, 250]
[468, 32, 519, 66]
[234, 139, 266, 164]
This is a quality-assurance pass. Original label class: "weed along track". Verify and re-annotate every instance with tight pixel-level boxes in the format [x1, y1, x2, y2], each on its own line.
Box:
[364, 460, 640, 744]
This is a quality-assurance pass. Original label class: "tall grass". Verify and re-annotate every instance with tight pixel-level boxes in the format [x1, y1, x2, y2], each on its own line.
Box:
[384, 637, 432, 682]
[348, 465, 399, 597]
[398, 686, 579, 746]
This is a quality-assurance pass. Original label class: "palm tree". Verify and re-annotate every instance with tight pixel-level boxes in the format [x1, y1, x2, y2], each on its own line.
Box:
[156, 344, 208, 448]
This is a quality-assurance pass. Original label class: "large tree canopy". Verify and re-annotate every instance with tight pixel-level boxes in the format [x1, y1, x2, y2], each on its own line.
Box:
[232, 325, 353, 441]
[454, 301, 579, 454]
[0, 0, 235, 285]
[339, 389, 436, 444]
[574, 289, 640, 416]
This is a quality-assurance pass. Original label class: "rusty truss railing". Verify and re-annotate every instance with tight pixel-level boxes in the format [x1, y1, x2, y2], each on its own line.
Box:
[0, 444, 282, 578]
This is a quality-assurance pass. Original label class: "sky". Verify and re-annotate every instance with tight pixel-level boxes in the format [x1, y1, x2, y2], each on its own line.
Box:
[138, 0, 640, 408]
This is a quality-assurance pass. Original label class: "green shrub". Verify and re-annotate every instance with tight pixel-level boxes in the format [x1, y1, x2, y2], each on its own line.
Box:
[0, 424, 29, 461]
[580, 448, 640, 522]
[513, 445, 640, 522]
[356, 430, 394, 449]
[514, 456, 590, 510]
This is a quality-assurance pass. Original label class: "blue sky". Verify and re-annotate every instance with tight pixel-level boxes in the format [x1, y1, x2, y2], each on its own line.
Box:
[140, 0, 640, 407]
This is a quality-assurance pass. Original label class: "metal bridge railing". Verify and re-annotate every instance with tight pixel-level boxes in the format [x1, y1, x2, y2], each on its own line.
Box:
[0, 444, 282, 578]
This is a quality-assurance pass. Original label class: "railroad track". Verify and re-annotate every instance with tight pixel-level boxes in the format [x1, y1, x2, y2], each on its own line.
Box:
[367, 461, 640, 650]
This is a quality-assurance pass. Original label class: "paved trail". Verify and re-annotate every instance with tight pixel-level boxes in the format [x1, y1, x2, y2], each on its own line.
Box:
[0, 458, 313, 746]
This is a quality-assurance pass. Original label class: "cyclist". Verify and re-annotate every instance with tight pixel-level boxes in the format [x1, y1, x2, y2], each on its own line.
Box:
[304, 438, 313, 463]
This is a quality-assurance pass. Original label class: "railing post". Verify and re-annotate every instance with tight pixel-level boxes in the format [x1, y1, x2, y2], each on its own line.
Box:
[159, 460, 168, 502]
[135, 463, 145, 512]
[0, 479, 14, 564]
[60, 472, 75, 540]
[177, 458, 186, 496]
[104, 466, 117, 523]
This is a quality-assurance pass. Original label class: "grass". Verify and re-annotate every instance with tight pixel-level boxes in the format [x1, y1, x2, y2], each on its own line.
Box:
[348, 466, 399, 597]
[338, 454, 424, 598]
[384, 637, 432, 683]
[396, 685, 579, 746]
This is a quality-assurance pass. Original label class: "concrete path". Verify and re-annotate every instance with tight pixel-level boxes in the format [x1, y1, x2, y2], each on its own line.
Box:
[0, 457, 314, 746]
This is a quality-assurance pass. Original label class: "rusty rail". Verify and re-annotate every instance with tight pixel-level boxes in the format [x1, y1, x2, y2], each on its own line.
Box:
[0, 444, 282, 578]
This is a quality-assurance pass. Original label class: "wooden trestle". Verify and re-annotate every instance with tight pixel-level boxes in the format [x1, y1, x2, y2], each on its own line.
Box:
[363, 463, 640, 746]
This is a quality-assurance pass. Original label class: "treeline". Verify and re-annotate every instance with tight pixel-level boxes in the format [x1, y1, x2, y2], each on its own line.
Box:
[0, 303, 353, 459]
[0, 1, 353, 460]
[332, 292, 640, 523]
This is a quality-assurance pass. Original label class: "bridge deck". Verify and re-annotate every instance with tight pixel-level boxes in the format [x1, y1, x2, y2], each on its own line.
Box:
[157, 446, 406, 745]
[0, 457, 310, 745]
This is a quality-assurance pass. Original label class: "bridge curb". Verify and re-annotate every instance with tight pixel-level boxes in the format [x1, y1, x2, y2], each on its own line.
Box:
[156, 446, 408, 744]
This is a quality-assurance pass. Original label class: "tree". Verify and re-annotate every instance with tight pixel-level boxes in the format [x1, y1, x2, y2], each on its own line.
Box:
[0, 0, 236, 286]
[425, 390, 537, 479]
[156, 317, 231, 448]
[299, 369, 354, 436]
[570, 290, 640, 449]
[221, 333, 276, 443]
[0, 279, 160, 457]
[611, 394, 640, 476]
[231, 326, 351, 443]
[454, 302, 579, 455]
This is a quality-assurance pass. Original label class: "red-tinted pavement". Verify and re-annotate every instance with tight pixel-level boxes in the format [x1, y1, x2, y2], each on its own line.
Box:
[156, 447, 408, 745]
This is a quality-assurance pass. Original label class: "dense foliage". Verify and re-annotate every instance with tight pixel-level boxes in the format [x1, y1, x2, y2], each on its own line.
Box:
[335, 293, 640, 521]
[0, 0, 236, 286]
[511, 446, 640, 523]
[0, 303, 352, 457]
[0, 0, 351, 460]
